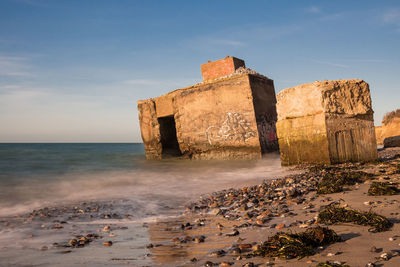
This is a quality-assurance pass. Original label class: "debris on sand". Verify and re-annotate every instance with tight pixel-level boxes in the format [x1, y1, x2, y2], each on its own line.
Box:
[318, 204, 393, 232]
[250, 226, 341, 259]
[316, 261, 350, 267]
[317, 170, 373, 194]
[367, 181, 400, 196]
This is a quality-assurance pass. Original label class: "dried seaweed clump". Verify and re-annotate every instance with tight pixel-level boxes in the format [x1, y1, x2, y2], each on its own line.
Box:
[316, 261, 350, 267]
[318, 204, 393, 232]
[251, 226, 341, 259]
[317, 171, 373, 194]
[368, 181, 400, 196]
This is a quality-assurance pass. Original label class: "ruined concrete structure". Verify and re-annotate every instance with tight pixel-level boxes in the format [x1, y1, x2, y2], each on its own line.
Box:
[137, 56, 279, 159]
[276, 79, 378, 165]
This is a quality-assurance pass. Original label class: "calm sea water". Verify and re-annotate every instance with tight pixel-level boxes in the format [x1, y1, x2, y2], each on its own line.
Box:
[0, 143, 290, 266]
[0, 143, 286, 218]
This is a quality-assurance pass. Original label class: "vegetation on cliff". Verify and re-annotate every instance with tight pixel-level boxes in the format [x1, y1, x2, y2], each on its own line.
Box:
[382, 109, 400, 125]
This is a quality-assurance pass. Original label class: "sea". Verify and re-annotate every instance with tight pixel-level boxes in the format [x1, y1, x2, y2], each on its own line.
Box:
[0, 143, 288, 266]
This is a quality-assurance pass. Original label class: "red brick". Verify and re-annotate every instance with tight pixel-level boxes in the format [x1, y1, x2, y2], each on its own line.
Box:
[200, 56, 245, 81]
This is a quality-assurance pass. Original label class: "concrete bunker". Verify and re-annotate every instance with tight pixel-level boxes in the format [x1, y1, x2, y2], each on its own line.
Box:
[276, 79, 378, 166]
[137, 56, 279, 160]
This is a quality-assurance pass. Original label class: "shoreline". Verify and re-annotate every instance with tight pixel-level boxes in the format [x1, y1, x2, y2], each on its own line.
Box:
[147, 148, 400, 267]
[0, 148, 399, 266]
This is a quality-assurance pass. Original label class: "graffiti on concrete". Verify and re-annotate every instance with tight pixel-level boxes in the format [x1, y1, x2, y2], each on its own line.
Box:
[206, 112, 256, 145]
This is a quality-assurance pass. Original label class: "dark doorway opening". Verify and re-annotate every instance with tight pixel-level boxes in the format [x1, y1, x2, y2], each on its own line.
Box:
[158, 116, 182, 157]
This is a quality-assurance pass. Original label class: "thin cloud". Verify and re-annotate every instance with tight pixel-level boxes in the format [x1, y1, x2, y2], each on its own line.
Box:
[210, 39, 246, 47]
[306, 6, 321, 14]
[309, 59, 349, 69]
[382, 8, 400, 32]
[0, 56, 33, 77]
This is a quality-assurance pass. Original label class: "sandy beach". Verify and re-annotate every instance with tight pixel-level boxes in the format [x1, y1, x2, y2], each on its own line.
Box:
[0, 148, 399, 266]
[147, 148, 400, 267]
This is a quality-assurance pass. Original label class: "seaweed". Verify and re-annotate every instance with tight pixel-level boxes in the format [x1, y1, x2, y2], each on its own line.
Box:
[250, 226, 341, 259]
[318, 204, 393, 232]
[316, 261, 350, 267]
[368, 181, 400, 196]
[317, 171, 374, 194]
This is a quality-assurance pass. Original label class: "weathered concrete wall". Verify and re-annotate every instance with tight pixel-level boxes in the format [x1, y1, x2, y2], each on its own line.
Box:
[326, 114, 377, 163]
[137, 99, 162, 159]
[200, 56, 245, 81]
[276, 79, 377, 165]
[173, 74, 262, 159]
[248, 75, 279, 153]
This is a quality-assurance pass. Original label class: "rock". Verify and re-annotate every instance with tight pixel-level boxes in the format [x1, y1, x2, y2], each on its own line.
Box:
[103, 241, 113, 247]
[327, 252, 335, 257]
[231, 248, 242, 255]
[194, 236, 205, 243]
[146, 243, 153, 248]
[226, 230, 239, 236]
[103, 225, 110, 232]
[210, 249, 226, 257]
[380, 252, 391, 260]
[275, 223, 285, 230]
[220, 262, 232, 267]
[69, 239, 78, 247]
[365, 263, 375, 267]
[204, 261, 214, 267]
[39, 246, 48, 251]
[210, 208, 221, 216]
[384, 135, 400, 148]
[238, 244, 252, 250]
[242, 263, 254, 267]
[190, 258, 198, 262]
[370, 246, 382, 253]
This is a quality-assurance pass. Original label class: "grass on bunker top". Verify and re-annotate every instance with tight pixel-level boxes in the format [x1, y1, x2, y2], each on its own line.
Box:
[318, 204, 393, 232]
[368, 181, 400, 196]
[250, 226, 341, 259]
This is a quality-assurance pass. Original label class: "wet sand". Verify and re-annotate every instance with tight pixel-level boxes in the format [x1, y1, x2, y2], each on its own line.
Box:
[147, 148, 400, 267]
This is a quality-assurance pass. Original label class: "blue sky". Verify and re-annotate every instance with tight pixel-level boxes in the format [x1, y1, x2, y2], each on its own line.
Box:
[0, 0, 399, 142]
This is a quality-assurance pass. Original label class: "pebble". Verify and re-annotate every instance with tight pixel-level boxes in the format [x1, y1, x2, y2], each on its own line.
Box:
[226, 230, 239, 236]
[380, 252, 391, 260]
[365, 263, 375, 267]
[103, 241, 113, 247]
[370, 246, 381, 253]
[210, 249, 226, 257]
[242, 263, 254, 267]
[275, 224, 285, 230]
[389, 237, 395, 241]
[39, 246, 48, 251]
[103, 225, 110, 232]
[238, 244, 252, 250]
[327, 252, 334, 257]
[194, 235, 206, 243]
[220, 262, 232, 267]
[204, 261, 214, 267]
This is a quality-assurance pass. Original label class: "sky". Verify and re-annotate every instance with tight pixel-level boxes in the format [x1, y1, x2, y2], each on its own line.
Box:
[0, 0, 399, 142]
